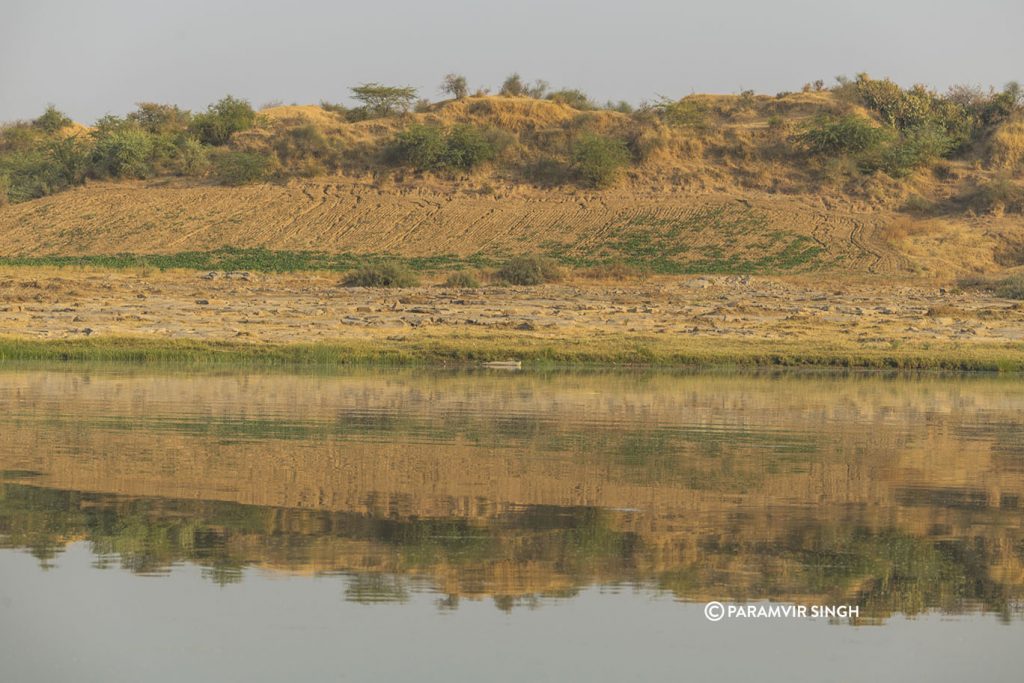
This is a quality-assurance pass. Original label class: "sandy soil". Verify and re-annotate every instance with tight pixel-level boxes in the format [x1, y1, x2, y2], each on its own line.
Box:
[1, 268, 1021, 347]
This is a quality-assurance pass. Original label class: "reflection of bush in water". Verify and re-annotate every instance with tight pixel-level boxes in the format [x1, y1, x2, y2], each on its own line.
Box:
[1, 483, 1020, 617]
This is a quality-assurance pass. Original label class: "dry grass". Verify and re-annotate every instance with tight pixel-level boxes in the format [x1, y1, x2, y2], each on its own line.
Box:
[988, 117, 1024, 170]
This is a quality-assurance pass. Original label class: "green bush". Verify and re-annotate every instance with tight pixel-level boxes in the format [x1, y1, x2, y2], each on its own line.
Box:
[91, 128, 154, 178]
[570, 133, 630, 187]
[443, 271, 481, 288]
[878, 124, 953, 177]
[32, 105, 72, 133]
[443, 125, 498, 170]
[48, 136, 91, 184]
[796, 114, 889, 156]
[390, 125, 446, 170]
[493, 256, 562, 285]
[174, 137, 209, 176]
[211, 150, 273, 185]
[189, 96, 256, 146]
[343, 263, 420, 287]
[390, 124, 497, 172]
[0, 151, 54, 201]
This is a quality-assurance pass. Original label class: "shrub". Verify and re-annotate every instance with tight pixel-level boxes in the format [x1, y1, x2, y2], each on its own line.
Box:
[570, 133, 630, 187]
[878, 124, 953, 177]
[48, 135, 91, 184]
[440, 74, 469, 100]
[493, 256, 562, 285]
[211, 150, 273, 185]
[349, 83, 417, 117]
[961, 175, 1024, 214]
[654, 97, 710, 130]
[32, 105, 72, 133]
[273, 124, 334, 173]
[500, 73, 525, 96]
[547, 89, 595, 110]
[500, 74, 548, 98]
[443, 271, 481, 288]
[581, 261, 649, 281]
[522, 156, 571, 185]
[189, 96, 256, 146]
[0, 148, 66, 201]
[390, 125, 446, 170]
[319, 100, 348, 115]
[796, 114, 888, 156]
[175, 137, 209, 176]
[343, 263, 419, 287]
[995, 274, 1024, 299]
[128, 103, 190, 134]
[443, 125, 498, 170]
[90, 128, 154, 178]
[856, 76, 935, 130]
[390, 124, 497, 172]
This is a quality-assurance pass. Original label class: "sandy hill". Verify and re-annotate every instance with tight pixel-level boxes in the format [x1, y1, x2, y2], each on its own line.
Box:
[1, 89, 1022, 278]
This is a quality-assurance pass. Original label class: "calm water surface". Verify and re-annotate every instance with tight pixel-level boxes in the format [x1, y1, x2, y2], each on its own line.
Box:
[0, 366, 1022, 681]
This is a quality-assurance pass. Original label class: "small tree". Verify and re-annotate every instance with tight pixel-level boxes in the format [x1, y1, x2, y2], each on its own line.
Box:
[350, 83, 418, 117]
[32, 105, 72, 134]
[500, 73, 526, 96]
[440, 73, 469, 100]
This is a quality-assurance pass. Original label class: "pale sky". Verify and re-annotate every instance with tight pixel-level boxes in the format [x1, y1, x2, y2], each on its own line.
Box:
[1, 0, 1022, 124]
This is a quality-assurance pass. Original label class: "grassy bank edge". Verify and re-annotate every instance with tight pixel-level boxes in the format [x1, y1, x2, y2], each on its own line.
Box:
[0, 334, 1022, 372]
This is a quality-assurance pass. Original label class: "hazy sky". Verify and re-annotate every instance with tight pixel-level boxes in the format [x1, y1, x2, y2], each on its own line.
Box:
[2, 0, 1022, 123]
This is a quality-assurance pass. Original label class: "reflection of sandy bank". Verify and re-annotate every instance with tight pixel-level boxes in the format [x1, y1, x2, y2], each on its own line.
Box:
[0, 367, 1022, 612]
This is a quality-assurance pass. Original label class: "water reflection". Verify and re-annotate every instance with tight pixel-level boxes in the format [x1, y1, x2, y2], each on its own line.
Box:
[0, 367, 1022, 621]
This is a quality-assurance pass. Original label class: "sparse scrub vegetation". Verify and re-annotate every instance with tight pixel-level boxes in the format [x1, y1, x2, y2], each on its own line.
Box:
[493, 256, 562, 285]
[211, 150, 274, 185]
[442, 271, 481, 288]
[960, 175, 1024, 214]
[1, 73, 1021, 205]
[343, 263, 420, 288]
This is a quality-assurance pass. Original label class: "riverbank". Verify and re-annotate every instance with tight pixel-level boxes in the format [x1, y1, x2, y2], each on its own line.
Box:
[1, 333, 1022, 371]
[1, 266, 1022, 370]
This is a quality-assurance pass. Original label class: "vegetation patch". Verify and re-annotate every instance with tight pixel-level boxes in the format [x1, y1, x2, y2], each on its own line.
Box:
[493, 256, 563, 285]
[342, 263, 420, 287]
